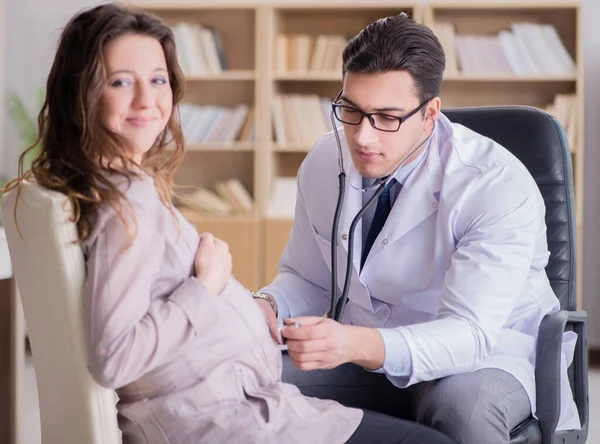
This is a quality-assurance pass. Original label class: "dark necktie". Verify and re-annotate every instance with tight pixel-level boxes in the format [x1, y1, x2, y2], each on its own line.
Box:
[361, 179, 397, 269]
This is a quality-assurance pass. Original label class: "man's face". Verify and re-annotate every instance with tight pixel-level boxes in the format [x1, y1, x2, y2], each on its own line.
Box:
[340, 71, 440, 179]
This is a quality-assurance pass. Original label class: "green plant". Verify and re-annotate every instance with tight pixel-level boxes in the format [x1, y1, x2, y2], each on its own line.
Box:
[6, 88, 44, 173]
[0, 88, 43, 225]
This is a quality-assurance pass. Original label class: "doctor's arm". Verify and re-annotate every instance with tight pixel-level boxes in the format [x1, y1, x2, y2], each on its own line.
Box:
[380, 165, 542, 386]
[259, 165, 334, 320]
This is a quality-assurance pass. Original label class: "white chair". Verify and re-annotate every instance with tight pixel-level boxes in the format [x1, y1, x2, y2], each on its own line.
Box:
[2, 181, 121, 444]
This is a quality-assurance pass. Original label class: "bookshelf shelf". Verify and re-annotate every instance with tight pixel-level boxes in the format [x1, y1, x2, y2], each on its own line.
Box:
[180, 210, 260, 224]
[442, 74, 578, 82]
[274, 73, 342, 82]
[185, 142, 255, 152]
[272, 143, 312, 153]
[274, 74, 579, 83]
[186, 70, 256, 81]
[136, 2, 584, 301]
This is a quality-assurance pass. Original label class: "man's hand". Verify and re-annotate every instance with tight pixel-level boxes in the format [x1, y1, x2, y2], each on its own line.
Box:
[254, 298, 280, 343]
[282, 317, 385, 371]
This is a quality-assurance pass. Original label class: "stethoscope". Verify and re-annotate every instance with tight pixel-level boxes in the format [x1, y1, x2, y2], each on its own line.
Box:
[327, 90, 437, 322]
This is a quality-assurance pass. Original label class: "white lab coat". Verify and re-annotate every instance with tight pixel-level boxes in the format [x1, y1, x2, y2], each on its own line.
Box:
[263, 113, 580, 431]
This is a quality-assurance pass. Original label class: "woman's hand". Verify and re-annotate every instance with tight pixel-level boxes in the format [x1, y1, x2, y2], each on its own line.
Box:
[194, 233, 233, 295]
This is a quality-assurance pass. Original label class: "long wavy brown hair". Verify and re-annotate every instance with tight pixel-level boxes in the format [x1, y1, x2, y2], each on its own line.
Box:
[4, 2, 186, 242]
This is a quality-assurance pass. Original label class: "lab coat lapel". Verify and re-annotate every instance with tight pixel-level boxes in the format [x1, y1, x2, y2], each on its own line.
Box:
[363, 138, 443, 267]
[338, 163, 364, 273]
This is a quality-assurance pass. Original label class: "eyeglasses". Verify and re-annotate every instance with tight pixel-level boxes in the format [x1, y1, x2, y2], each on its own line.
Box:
[332, 95, 431, 133]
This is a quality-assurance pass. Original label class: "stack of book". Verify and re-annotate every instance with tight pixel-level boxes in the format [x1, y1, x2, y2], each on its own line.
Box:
[176, 178, 254, 218]
[272, 94, 336, 147]
[432, 21, 576, 76]
[545, 93, 577, 152]
[179, 103, 255, 144]
[171, 22, 227, 75]
[273, 34, 348, 74]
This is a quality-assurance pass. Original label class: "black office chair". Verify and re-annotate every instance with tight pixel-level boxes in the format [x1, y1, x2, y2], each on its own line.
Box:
[443, 106, 588, 444]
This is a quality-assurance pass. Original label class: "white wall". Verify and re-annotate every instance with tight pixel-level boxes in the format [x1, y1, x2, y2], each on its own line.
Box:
[3, 0, 600, 345]
[0, 0, 6, 178]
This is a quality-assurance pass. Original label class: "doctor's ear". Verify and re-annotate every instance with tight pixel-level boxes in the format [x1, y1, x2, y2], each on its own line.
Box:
[424, 97, 441, 130]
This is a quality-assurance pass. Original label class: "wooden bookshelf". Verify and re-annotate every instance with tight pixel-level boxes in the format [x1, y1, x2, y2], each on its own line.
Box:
[137, 2, 584, 303]
[139, 4, 261, 289]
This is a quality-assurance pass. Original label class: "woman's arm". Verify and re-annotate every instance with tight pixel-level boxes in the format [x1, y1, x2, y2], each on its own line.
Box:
[83, 199, 218, 389]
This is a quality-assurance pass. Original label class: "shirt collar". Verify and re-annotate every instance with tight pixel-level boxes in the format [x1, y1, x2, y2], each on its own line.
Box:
[362, 140, 430, 189]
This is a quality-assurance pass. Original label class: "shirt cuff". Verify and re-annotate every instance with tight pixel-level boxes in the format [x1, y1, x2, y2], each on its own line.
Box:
[372, 328, 413, 377]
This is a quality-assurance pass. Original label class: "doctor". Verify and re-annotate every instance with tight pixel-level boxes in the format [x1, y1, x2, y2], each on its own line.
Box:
[253, 13, 579, 444]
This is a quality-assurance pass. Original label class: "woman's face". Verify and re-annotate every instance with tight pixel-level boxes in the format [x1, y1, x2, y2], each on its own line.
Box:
[100, 33, 173, 162]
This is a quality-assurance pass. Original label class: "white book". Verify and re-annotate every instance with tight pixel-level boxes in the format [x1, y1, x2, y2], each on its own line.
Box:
[186, 105, 207, 142]
[171, 24, 194, 76]
[321, 96, 334, 133]
[187, 24, 210, 75]
[541, 25, 576, 74]
[283, 95, 303, 144]
[310, 35, 330, 72]
[498, 31, 528, 77]
[488, 36, 513, 75]
[322, 36, 343, 72]
[204, 108, 231, 143]
[515, 23, 565, 75]
[267, 177, 298, 218]
[191, 106, 216, 142]
[299, 95, 321, 146]
[221, 105, 249, 143]
[289, 95, 309, 145]
[455, 35, 475, 74]
[178, 103, 197, 141]
[333, 36, 346, 73]
[433, 22, 458, 75]
[198, 27, 223, 74]
[272, 95, 288, 145]
[524, 23, 565, 75]
[510, 25, 544, 75]
[294, 34, 312, 72]
[308, 95, 331, 140]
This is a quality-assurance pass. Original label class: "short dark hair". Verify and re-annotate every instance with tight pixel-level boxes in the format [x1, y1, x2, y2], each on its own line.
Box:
[342, 13, 445, 104]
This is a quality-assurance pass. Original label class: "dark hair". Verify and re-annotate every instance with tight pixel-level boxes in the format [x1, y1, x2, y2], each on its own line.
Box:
[4, 2, 186, 242]
[342, 13, 445, 105]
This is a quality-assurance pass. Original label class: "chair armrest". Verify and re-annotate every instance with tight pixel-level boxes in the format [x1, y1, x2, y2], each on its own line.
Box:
[535, 310, 588, 443]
